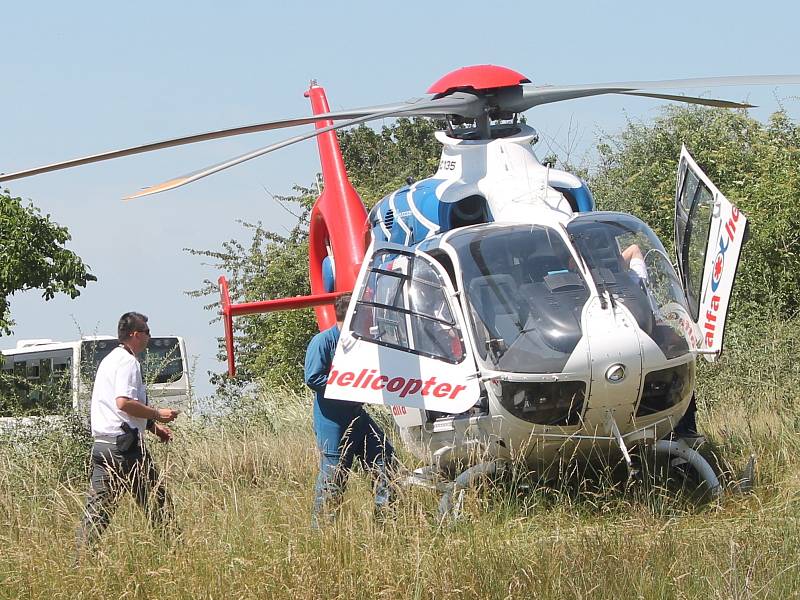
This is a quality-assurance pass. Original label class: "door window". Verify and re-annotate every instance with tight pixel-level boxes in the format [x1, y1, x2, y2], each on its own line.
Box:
[351, 249, 466, 364]
[673, 146, 748, 358]
[677, 166, 715, 320]
[329, 242, 481, 414]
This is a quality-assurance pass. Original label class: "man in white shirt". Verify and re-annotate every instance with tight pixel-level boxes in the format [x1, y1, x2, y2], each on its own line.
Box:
[76, 311, 180, 550]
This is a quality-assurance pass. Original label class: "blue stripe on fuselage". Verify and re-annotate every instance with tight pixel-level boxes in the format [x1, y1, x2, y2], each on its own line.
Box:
[372, 178, 453, 247]
[389, 187, 412, 245]
[387, 178, 447, 246]
[409, 178, 445, 242]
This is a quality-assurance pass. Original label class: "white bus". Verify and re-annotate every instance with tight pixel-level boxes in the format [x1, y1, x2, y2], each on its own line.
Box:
[0, 335, 191, 418]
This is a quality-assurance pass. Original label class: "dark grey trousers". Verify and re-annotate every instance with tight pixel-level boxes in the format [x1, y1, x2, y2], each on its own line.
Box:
[76, 441, 174, 549]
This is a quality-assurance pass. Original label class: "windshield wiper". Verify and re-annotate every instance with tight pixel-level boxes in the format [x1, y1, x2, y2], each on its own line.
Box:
[594, 270, 617, 310]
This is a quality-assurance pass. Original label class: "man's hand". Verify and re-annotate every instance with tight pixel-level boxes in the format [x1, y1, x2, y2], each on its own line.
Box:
[154, 408, 180, 423]
[117, 399, 180, 423]
[152, 423, 173, 443]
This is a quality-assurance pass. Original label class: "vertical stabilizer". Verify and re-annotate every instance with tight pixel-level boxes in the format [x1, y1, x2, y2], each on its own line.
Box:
[305, 84, 369, 329]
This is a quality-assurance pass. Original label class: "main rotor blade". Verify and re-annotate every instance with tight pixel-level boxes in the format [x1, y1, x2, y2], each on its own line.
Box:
[620, 91, 753, 109]
[0, 94, 481, 184]
[124, 94, 481, 200]
[596, 74, 800, 90]
[508, 74, 800, 112]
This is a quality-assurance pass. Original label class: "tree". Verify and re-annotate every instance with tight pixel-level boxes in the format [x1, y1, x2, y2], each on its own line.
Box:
[590, 106, 800, 318]
[0, 191, 95, 335]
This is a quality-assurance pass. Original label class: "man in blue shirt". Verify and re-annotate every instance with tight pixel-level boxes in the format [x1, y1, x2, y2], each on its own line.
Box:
[305, 293, 394, 527]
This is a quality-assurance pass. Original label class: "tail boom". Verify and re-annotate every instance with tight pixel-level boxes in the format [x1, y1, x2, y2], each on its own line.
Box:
[218, 275, 346, 376]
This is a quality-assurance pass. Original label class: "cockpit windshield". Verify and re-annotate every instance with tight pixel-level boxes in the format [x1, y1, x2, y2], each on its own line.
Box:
[567, 213, 695, 358]
[448, 224, 589, 373]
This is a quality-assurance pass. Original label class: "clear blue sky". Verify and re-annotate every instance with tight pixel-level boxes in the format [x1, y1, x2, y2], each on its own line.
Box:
[2, 0, 799, 399]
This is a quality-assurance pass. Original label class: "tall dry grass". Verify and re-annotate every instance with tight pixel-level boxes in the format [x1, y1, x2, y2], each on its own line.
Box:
[1, 318, 799, 599]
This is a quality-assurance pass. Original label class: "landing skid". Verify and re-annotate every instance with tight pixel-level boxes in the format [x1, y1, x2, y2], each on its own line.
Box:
[402, 430, 755, 521]
[403, 461, 507, 522]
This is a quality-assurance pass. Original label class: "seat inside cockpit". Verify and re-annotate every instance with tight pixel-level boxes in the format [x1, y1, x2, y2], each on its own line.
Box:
[468, 274, 526, 346]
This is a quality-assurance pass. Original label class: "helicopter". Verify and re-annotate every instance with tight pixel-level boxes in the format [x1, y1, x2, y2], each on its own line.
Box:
[2, 65, 798, 504]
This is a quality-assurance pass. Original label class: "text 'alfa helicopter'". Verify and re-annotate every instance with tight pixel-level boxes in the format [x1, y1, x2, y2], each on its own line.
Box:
[3, 65, 799, 502]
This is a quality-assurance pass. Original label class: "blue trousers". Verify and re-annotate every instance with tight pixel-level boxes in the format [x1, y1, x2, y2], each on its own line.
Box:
[312, 401, 394, 525]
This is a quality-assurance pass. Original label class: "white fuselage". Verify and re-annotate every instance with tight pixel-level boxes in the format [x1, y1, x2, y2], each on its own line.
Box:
[399, 128, 693, 469]
[333, 125, 702, 473]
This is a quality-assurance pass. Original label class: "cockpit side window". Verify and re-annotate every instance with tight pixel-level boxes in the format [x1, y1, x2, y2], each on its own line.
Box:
[424, 249, 458, 290]
[567, 213, 693, 359]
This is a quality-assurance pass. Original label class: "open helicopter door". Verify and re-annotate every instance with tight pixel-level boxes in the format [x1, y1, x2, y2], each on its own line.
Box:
[326, 242, 481, 415]
[674, 145, 748, 361]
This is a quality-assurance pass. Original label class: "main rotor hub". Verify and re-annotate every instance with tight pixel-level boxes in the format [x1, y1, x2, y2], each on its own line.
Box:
[427, 65, 531, 95]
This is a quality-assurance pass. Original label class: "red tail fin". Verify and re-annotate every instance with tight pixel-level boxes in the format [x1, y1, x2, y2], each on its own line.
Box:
[305, 84, 369, 329]
[219, 83, 368, 376]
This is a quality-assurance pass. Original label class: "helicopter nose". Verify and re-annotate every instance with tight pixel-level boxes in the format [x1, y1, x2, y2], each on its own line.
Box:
[581, 299, 643, 428]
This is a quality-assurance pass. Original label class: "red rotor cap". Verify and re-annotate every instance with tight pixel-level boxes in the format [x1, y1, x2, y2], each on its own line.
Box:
[427, 65, 531, 95]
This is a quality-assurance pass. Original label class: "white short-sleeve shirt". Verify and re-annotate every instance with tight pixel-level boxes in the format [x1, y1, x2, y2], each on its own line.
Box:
[629, 257, 648, 282]
[90, 346, 148, 437]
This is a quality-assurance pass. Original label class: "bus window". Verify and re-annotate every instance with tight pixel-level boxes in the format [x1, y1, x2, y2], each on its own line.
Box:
[80, 339, 119, 380]
[39, 358, 52, 384]
[27, 361, 42, 404]
[2, 356, 69, 415]
[3, 336, 189, 415]
[53, 359, 72, 392]
[141, 338, 184, 384]
[26, 363, 40, 381]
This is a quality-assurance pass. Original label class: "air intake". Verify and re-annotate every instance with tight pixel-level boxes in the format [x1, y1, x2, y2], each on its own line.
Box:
[498, 380, 585, 426]
[383, 208, 394, 230]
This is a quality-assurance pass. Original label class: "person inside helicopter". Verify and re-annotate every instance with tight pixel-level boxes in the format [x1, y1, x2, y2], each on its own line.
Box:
[582, 219, 706, 362]
[621, 243, 648, 282]
[571, 227, 658, 332]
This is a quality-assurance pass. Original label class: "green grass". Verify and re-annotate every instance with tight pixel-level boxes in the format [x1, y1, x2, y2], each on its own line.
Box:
[1, 318, 799, 599]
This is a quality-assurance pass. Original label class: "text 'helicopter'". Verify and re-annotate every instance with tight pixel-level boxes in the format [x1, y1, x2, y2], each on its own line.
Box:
[3, 65, 799, 501]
